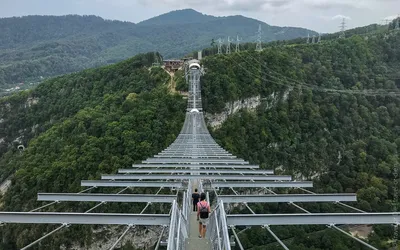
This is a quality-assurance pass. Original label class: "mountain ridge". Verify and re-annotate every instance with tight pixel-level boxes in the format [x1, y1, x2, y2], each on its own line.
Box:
[0, 9, 317, 87]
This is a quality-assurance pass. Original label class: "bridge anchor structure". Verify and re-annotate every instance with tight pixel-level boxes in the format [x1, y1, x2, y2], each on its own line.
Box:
[0, 59, 398, 250]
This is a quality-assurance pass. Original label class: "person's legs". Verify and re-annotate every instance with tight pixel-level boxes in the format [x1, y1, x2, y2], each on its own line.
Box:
[202, 225, 207, 238]
[198, 222, 202, 237]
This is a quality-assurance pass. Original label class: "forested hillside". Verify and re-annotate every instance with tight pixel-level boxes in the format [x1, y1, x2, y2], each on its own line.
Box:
[201, 32, 400, 249]
[0, 9, 316, 87]
[1, 25, 399, 249]
[0, 52, 186, 248]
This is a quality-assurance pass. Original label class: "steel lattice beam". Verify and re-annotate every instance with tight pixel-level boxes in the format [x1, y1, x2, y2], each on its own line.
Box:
[81, 181, 182, 188]
[226, 213, 400, 226]
[212, 181, 313, 188]
[37, 193, 177, 203]
[132, 164, 259, 169]
[119, 169, 273, 175]
[143, 159, 248, 164]
[0, 212, 170, 225]
[101, 174, 291, 181]
[218, 194, 357, 203]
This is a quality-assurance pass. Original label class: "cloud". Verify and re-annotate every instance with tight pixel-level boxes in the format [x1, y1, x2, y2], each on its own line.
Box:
[137, 0, 292, 12]
[302, 0, 369, 10]
[332, 14, 351, 20]
[383, 15, 399, 21]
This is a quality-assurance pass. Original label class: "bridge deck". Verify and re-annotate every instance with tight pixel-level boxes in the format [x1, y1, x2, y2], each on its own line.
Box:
[186, 180, 211, 250]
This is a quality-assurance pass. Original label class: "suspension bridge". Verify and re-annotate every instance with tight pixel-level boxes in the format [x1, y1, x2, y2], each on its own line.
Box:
[0, 59, 399, 250]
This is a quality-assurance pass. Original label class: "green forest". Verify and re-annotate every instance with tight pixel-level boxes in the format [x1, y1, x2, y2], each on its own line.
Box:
[200, 31, 400, 249]
[0, 10, 315, 87]
[0, 23, 399, 249]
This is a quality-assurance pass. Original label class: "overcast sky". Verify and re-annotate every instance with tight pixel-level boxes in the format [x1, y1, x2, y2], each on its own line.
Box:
[1, 0, 399, 33]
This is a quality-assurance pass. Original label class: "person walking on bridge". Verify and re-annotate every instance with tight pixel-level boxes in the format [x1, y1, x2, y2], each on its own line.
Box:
[197, 192, 210, 238]
[192, 188, 200, 212]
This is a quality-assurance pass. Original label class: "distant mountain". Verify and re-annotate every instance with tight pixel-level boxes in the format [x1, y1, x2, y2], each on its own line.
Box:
[138, 9, 217, 26]
[0, 9, 317, 86]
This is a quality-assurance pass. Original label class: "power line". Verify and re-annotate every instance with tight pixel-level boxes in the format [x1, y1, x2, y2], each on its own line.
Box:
[226, 36, 232, 54]
[256, 24, 263, 52]
[232, 51, 400, 97]
[217, 38, 223, 55]
[339, 18, 346, 38]
[236, 35, 241, 52]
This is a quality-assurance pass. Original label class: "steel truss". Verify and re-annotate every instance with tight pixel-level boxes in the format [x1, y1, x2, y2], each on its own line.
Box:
[119, 169, 273, 174]
[0, 212, 170, 225]
[226, 213, 400, 226]
[101, 174, 291, 181]
[212, 181, 313, 188]
[218, 193, 357, 203]
[37, 193, 177, 203]
[81, 180, 183, 188]
[132, 164, 260, 169]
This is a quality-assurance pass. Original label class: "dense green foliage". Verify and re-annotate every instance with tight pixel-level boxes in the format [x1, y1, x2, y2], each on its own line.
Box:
[1, 23, 399, 249]
[201, 32, 400, 249]
[0, 9, 316, 86]
[0, 52, 186, 248]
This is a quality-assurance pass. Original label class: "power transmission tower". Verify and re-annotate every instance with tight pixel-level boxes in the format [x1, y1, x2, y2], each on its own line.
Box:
[311, 35, 316, 44]
[235, 35, 241, 52]
[318, 33, 321, 43]
[226, 37, 232, 54]
[255, 24, 263, 52]
[306, 33, 310, 44]
[217, 38, 223, 55]
[339, 18, 346, 38]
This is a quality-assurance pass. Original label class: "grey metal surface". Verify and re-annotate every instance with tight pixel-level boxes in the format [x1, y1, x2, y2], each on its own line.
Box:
[143, 159, 248, 164]
[227, 213, 400, 226]
[212, 181, 313, 188]
[119, 169, 273, 174]
[132, 164, 260, 169]
[101, 174, 291, 181]
[37, 193, 177, 203]
[0, 212, 170, 225]
[218, 194, 357, 203]
[81, 180, 183, 188]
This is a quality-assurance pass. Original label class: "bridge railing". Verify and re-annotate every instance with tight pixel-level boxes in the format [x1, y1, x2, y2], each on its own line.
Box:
[167, 200, 187, 250]
[207, 200, 231, 250]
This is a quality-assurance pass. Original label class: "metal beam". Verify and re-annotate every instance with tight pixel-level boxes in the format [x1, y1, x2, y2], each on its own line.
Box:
[119, 169, 273, 175]
[153, 155, 237, 159]
[218, 194, 357, 203]
[143, 159, 248, 164]
[226, 213, 400, 226]
[37, 193, 176, 203]
[101, 174, 291, 181]
[0, 212, 170, 225]
[212, 181, 313, 188]
[81, 181, 182, 188]
[155, 155, 236, 159]
[132, 164, 259, 169]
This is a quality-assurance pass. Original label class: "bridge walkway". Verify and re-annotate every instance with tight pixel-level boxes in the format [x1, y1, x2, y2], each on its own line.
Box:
[186, 180, 211, 250]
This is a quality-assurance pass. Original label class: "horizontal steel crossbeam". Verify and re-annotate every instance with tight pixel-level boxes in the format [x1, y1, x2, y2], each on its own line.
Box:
[212, 181, 313, 188]
[119, 169, 273, 174]
[0, 212, 170, 225]
[132, 164, 259, 169]
[81, 181, 183, 188]
[226, 213, 400, 226]
[218, 194, 357, 203]
[37, 193, 176, 203]
[101, 174, 291, 181]
[143, 159, 248, 164]
[154, 155, 236, 159]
